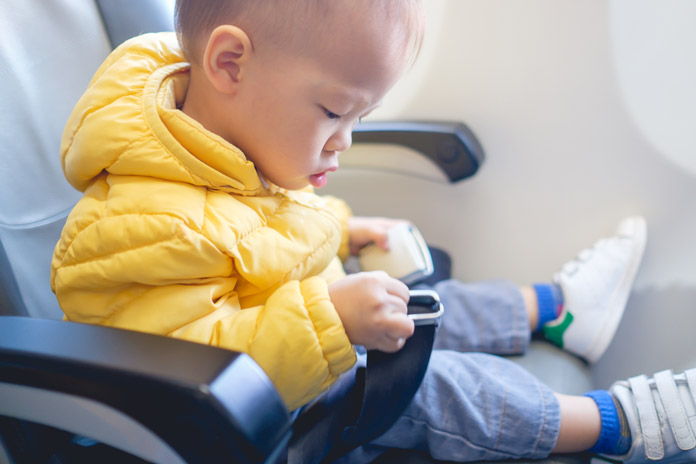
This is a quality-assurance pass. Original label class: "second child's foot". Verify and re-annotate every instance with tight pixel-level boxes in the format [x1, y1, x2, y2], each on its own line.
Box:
[543, 216, 647, 363]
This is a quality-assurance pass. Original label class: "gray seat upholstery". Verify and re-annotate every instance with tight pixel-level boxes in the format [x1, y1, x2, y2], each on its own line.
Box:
[0, 0, 116, 318]
[0, 0, 176, 320]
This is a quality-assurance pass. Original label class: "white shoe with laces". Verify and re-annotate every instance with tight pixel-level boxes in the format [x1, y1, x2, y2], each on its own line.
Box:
[543, 216, 647, 363]
[593, 368, 696, 463]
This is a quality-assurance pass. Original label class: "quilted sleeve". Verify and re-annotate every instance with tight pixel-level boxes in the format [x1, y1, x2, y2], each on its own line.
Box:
[173, 276, 356, 410]
[51, 207, 355, 411]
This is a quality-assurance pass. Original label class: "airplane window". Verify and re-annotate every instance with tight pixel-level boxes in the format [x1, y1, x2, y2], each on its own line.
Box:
[610, 0, 696, 177]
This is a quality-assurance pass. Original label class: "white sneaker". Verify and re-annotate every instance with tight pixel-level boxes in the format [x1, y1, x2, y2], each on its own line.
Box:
[592, 368, 696, 463]
[543, 216, 647, 363]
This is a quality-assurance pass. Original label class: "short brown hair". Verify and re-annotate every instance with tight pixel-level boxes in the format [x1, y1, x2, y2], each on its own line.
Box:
[175, 0, 424, 65]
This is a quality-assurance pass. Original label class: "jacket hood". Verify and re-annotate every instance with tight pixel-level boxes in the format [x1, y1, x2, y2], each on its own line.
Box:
[60, 32, 263, 195]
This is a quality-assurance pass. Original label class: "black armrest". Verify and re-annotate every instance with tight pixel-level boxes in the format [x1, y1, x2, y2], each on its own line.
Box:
[352, 121, 485, 182]
[0, 316, 291, 464]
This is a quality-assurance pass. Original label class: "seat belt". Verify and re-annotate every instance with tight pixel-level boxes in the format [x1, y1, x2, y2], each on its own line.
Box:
[288, 292, 441, 464]
[334, 324, 437, 460]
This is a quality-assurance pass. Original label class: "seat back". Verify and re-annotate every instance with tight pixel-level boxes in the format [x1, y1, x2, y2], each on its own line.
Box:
[0, 0, 173, 319]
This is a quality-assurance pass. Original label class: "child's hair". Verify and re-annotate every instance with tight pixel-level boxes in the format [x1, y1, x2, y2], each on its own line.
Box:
[175, 0, 425, 65]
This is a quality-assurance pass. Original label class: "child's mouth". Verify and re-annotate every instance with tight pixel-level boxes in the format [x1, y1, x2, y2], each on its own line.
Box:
[309, 172, 328, 188]
[309, 166, 337, 188]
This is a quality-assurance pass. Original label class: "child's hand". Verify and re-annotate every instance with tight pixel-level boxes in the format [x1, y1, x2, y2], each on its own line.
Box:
[329, 271, 414, 352]
[347, 216, 410, 256]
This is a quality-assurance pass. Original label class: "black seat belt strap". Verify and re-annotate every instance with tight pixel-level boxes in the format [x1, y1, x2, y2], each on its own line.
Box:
[288, 305, 439, 464]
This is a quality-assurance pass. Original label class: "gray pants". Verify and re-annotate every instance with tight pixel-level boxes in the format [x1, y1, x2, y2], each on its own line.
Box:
[342, 279, 561, 462]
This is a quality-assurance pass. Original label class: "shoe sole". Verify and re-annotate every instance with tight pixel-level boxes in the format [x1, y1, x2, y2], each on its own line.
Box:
[583, 216, 647, 363]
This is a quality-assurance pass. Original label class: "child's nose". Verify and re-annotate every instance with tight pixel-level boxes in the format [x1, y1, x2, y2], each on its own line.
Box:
[325, 126, 353, 153]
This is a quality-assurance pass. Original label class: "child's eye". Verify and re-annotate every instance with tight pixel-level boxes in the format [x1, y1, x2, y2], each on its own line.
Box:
[323, 107, 341, 120]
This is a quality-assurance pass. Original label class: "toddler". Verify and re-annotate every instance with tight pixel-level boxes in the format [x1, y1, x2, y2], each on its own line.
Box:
[51, 0, 696, 462]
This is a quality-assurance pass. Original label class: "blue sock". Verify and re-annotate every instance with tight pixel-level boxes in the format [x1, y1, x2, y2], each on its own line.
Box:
[532, 283, 564, 331]
[584, 390, 632, 455]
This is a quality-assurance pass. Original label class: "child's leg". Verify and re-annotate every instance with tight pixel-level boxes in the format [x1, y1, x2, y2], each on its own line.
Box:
[431, 279, 532, 355]
[553, 393, 603, 452]
[358, 350, 562, 462]
[344, 350, 696, 463]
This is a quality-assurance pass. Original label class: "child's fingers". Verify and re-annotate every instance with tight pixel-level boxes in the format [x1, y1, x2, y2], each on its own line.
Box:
[378, 319, 414, 352]
[383, 310, 415, 339]
[376, 336, 406, 353]
[380, 219, 412, 250]
[383, 276, 410, 304]
[373, 220, 408, 250]
[374, 334, 405, 353]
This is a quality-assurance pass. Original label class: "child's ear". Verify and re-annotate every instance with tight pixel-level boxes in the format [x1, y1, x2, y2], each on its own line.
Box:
[202, 25, 253, 95]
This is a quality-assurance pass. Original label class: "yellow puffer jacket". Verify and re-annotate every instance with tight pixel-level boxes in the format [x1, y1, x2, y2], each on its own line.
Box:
[51, 32, 356, 410]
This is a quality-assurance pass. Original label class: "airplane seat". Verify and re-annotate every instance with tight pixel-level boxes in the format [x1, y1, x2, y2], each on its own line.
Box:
[0, 0, 175, 321]
[0, 0, 107, 319]
[0, 1, 443, 463]
[0, 1, 294, 462]
[0, 1, 594, 463]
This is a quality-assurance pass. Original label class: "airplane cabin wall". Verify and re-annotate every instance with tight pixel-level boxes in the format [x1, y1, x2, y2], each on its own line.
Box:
[322, 0, 696, 385]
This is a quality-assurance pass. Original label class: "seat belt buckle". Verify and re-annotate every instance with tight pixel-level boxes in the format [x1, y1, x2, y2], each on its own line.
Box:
[358, 223, 434, 285]
[407, 289, 443, 327]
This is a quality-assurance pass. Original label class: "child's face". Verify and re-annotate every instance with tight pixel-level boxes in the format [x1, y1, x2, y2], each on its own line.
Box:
[221, 10, 411, 190]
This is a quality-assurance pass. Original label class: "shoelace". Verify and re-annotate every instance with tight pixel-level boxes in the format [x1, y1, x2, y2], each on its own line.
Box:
[628, 368, 696, 460]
